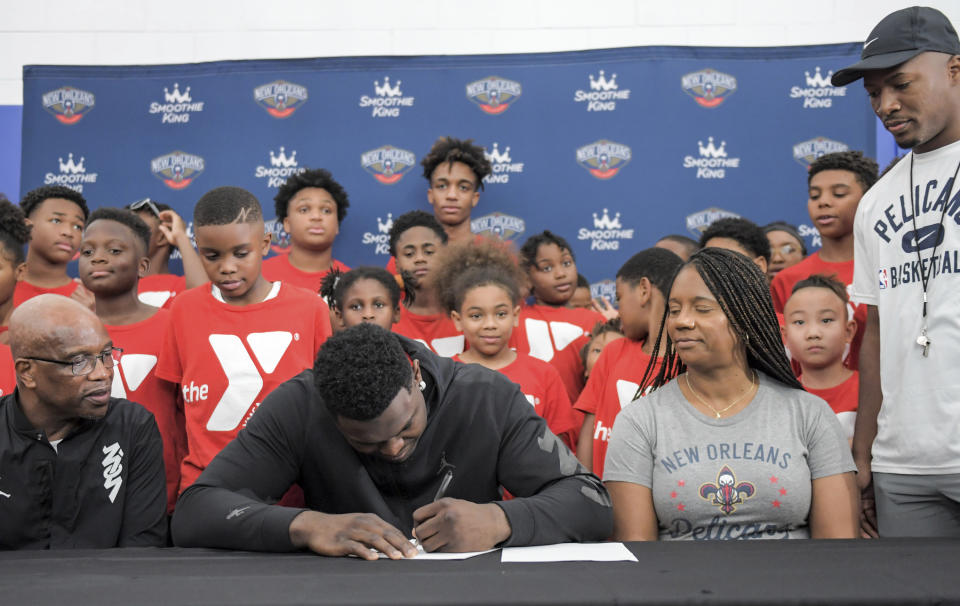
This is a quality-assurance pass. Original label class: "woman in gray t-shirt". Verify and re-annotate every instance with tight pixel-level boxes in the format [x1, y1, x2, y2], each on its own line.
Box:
[604, 248, 857, 540]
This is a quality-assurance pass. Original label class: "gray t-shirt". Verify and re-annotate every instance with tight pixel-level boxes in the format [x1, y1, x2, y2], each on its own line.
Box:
[604, 372, 855, 540]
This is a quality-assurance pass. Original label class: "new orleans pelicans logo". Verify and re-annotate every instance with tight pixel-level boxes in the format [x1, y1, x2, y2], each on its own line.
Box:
[361, 145, 416, 185]
[686, 207, 740, 237]
[151, 151, 205, 190]
[470, 211, 526, 241]
[792, 136, 849, 168]
[576, 140, 631, 180]
[42, 86, 95, 124]
[253, 80, 308, 118]
[699, 465, 756, 515]
[681, 69, 737, 108]
[466, 76, 521, 114]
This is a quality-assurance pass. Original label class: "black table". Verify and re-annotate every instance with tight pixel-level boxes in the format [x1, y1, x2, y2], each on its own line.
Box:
[2, 539, 958, 605]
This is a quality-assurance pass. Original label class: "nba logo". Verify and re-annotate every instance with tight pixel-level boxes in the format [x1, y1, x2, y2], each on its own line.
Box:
[878, 269, 888, 290]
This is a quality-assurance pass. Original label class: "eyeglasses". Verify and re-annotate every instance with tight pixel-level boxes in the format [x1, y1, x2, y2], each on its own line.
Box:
[129, 198, 161, 218]
[26, 347, 123, 376]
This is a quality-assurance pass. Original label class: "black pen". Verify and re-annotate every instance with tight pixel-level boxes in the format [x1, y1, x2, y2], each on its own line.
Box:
[434, 468, 454, 501]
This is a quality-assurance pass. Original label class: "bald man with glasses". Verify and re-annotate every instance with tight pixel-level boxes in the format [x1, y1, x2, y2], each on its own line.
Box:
[0, 295, 167, 549]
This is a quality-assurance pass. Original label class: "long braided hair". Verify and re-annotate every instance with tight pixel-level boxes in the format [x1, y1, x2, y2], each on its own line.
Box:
[636, 247, 802, 398]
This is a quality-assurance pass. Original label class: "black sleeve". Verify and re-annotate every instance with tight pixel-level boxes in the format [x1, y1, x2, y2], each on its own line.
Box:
[494, 383, 613, 546]
[118, 411, 169, 547]
[171, 377, 309, 552]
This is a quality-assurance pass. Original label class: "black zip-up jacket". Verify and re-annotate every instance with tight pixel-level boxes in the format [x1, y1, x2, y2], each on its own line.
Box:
[0, 392, 167, 549]
[172, 337, 613, 551]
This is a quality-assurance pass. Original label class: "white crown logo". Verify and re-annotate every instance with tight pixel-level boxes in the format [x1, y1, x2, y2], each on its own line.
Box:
[484, 142, 512, 164]
[164, 82, 192, 103]
[269, 146, 298, 168]
[698, 137, 727, 159]
[589, 70, 619, 91]
[593, 208, 622, 229]
[377, 213, 394, 234]
[804, 67, 834, 88]
[58, 152, 86, 174]
[374, 76, 403, 97]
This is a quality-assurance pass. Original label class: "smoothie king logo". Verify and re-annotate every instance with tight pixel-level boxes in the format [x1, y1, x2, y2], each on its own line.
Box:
[361, 145, 416, 185]
[471, 212, 526, 241]
[466, 76, 521, 114]
[362, 213, 394, 255]
[792, 136, 849, 168]
[685, 207, 740, 237]
[151, 151, 205, 190]
[42, 86, 95, 124]
[573, 69, 630, 111]
[255, 147, 306, 188]
[576, 140, 631, 180]
[578, 208, 634, 251]
[684, 137, 741, 179]
[254, 80, 308, 118]
[790, 67, 847, 109]
[45, 153, 98, 193]
[483, 143, 524, 185]
[149, 82, 204, 123]
[681, 69, 737, 108]
[359, 76, 414, 118]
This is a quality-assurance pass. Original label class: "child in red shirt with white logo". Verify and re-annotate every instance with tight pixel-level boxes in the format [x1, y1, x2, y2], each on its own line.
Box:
[511, 231, 605, 403]
[574, 248, 684, 476]
[782, 274, 859, 442]
[79, 207, 186, 513]
[156, 187, 332, 494]
[263, 169, 350, 293]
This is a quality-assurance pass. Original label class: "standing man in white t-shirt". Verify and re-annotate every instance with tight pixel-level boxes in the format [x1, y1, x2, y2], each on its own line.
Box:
[833, 6, 960, 538]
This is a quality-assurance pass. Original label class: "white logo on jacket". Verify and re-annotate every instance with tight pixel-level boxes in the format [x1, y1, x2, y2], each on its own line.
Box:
[102, 442, 124, 503]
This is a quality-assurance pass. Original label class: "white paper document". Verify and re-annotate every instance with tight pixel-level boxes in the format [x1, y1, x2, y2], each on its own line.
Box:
[500, 542, 638, 563]
[377, 540, 494, 560]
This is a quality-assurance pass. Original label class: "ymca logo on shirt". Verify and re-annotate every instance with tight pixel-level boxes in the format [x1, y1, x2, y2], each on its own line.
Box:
[101, 442, 124, 503]
[524, 320, 585, 362]
[110, 354, 158, 398]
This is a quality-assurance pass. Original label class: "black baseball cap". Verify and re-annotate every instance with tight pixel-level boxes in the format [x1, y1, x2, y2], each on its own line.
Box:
[832, 6, 960, 86]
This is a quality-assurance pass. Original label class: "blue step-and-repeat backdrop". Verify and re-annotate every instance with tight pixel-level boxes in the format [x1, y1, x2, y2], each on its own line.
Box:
[20, 43, 873, 294]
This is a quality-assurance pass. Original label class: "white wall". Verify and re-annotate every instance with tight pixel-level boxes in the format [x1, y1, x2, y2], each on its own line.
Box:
[3, 0, 960, 106]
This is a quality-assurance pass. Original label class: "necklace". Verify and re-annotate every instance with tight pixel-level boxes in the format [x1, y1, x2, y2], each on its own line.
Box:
[685, 372, 757, 419]
[908, 152, 960, 357]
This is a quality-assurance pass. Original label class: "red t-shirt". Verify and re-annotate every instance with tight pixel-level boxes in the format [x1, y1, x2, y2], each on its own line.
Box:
[574, 338, 661, 477]
[13, 280, 78, 307]
[393, 308, 464, 357]
[156, 283, 332, 491]
[262, 254, 350, 295]
[770, 253, 865, 370]
[0, 343, 15, 397]
[510, 304, 605, 403]
[803, 371, 859, 441]
[137, 274, 187, 309]
[105, 309, 186, 513]
[456, 352, 580, 451]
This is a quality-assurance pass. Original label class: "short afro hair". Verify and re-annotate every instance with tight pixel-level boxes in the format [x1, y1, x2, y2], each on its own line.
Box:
[314, 323, 415, 421]
[86, 207, 152, 256]
[616, 247, 684, 296]
[273, 168, 350, 224]
[808, 151, 879, 192]
[699, 217, 771, 264]
[194, 186, 262, 227]
[421, 137, 492, 190]
[433, 239, 524, 312]
[656, 234, 699, 260]
[0, 197, 30, 264]
[388, 210, 448, 257]
[20, 185, 89, 221]
[519, 230, 575, 270]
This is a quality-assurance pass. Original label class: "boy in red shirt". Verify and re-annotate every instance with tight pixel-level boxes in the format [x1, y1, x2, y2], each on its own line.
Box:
[0, 196, 28, 390]
[79, 207, 186, 512]
[574, 248, 683, 476]
[511, 231, 605, 402]
[127, 198, 207, 308]
[770, 151, 879, 369]
[14, 185, 90, 307]
[389, 211, 463, 357]
[156, 186, 332, 493]
[782, 274, 859, 442]
[263, 169, 350, 293]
